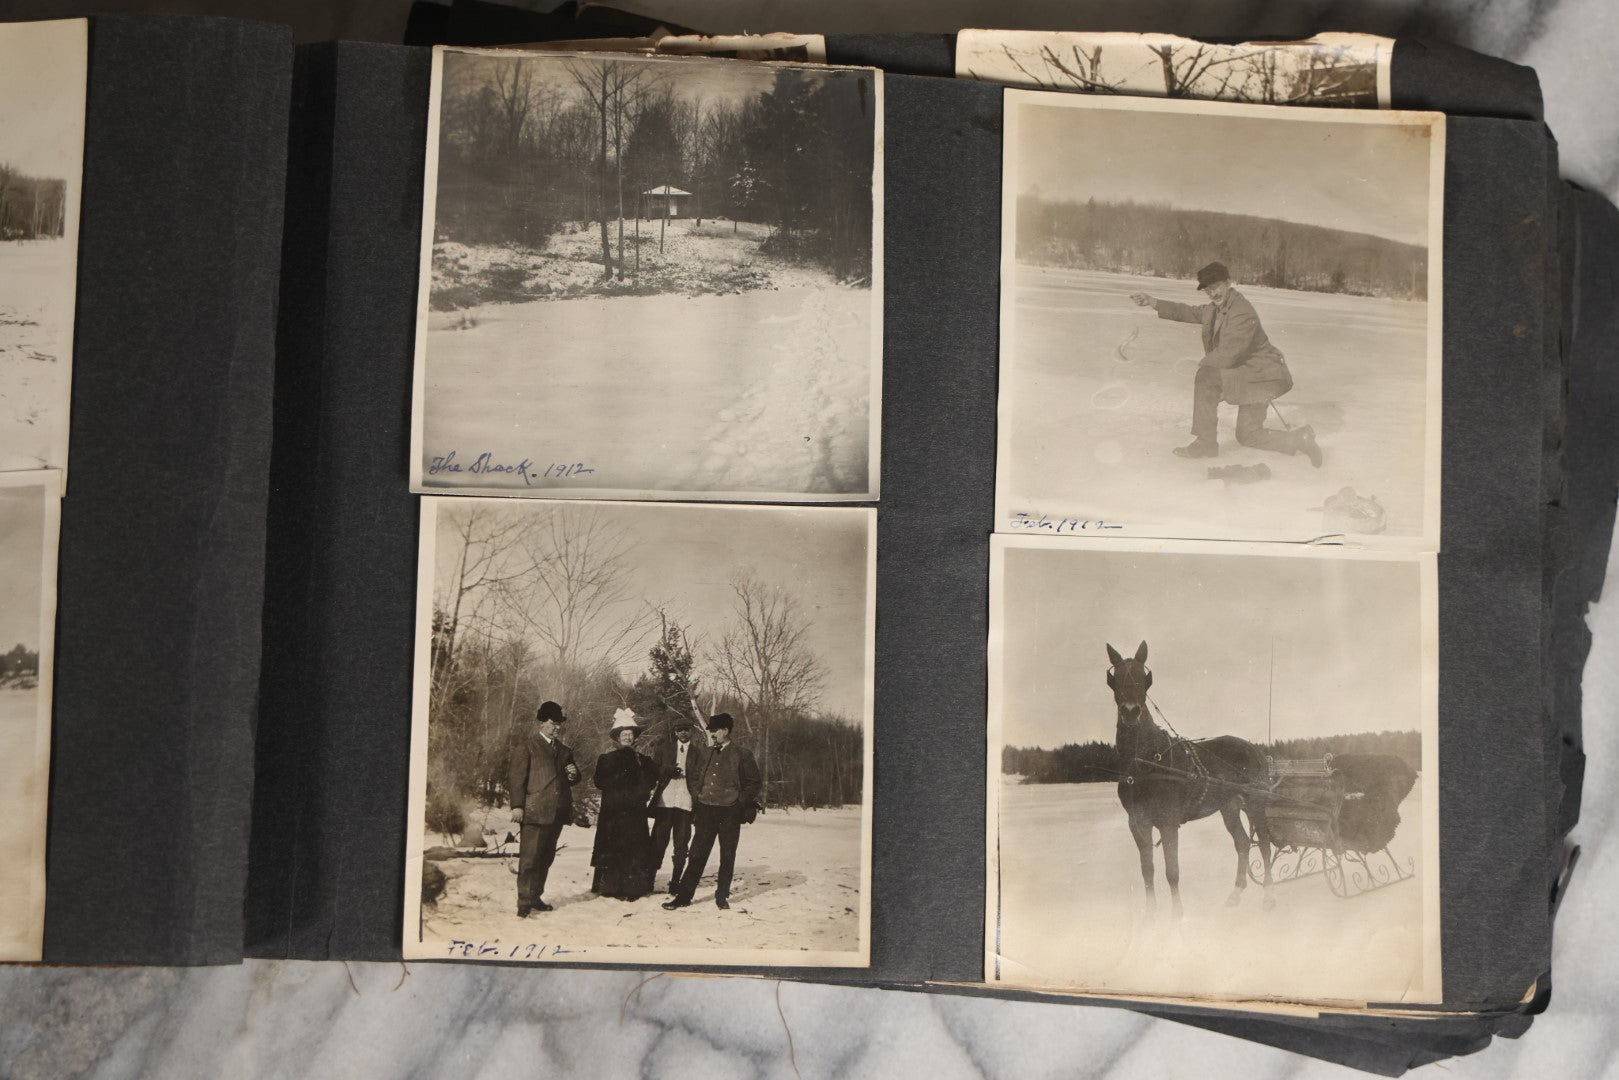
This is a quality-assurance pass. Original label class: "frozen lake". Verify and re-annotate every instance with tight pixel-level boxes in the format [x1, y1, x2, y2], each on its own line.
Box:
[993, 778, 1432, 1004]
[1000, 266, 1434, 543]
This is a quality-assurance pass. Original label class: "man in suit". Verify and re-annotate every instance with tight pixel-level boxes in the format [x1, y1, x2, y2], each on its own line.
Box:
[663, 713, 761, 911]
[508, 700, 581, 916]
[647, 716, 698, 894]
[1132, 261, 1323, 467]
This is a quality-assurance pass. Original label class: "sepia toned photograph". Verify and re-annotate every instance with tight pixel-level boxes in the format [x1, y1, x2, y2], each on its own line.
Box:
[987, 534, 1440, 1005]
[959, 30, 1390, 108]
[0, 470, 61, 962]
[410, 48, 882, 502]
[0, 20, 85, 477]
[996, 91, 1443, 546]
[403, 498, 874, 967]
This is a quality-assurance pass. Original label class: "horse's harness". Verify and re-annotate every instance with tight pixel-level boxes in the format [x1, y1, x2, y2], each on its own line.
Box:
[1111, 662, 1214, 800]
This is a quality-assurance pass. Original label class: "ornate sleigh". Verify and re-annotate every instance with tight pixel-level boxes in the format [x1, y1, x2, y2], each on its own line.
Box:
[1247, 753, 1419, 898]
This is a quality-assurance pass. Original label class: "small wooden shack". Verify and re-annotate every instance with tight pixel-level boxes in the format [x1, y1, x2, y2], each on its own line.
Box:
[640, 184, 693, 219]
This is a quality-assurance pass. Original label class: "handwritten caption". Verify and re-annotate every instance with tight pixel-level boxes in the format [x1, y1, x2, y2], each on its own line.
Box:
[446, 939, 584, 960]
[428, 450, 596, 487]
[1009, 512, 1123, 534]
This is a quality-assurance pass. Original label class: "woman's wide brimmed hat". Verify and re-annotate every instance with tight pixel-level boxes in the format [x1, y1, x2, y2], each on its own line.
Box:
[609, 707, 642, 736]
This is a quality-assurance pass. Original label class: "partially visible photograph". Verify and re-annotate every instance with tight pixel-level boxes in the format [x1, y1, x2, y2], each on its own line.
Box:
[0, 20, 86, 476]
[958, 30, 1389, 108]
[403, 498, 875, 968]
[0, 470, 62, 962]
[987, 534, 1440, 1005]
[996, 91, 1443, 545]
[411, 48, 882, 501]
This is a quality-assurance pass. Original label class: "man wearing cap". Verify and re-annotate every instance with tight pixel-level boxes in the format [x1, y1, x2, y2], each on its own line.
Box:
[508, 700, 581, 916]
[663, 713, 761, 911]
[1131, 262, 1322, 467]
[647, 716, 698, 894]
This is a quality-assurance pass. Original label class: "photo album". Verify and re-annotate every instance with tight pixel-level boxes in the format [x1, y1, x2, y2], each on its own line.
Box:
[8, 11, 1611, 1072]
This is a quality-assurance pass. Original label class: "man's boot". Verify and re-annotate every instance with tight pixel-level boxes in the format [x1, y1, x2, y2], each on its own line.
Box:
[1294, 425, 1323, 468]
[1173, 437, 1218, 459]
[668, 861, 684, 895]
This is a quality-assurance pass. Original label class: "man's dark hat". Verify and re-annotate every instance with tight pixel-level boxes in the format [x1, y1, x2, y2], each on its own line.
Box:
[706, 712, 734, 732]
[536, 700, 566, 723]
[673, 716, 696, 731]
[1196, 261, 1230, 289]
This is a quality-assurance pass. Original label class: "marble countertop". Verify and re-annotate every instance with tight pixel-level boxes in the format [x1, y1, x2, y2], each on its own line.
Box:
[2, 1, 1616, 1076]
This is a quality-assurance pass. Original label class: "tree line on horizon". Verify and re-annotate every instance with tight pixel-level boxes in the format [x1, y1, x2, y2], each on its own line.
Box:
[0, 164, 66, 242]
[1003, 729, 1421, 784]
[1017, 195, 1428, 300]
[424, 505, 863, 841]
[432, 56, 875, 284]
[0, 643, 38, 680]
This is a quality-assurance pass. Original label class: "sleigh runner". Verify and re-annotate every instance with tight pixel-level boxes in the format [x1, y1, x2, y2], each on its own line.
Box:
[1248, 753, 1418, 898]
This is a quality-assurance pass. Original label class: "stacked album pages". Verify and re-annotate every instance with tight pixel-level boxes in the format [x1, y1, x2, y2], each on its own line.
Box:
[0, 19, 82, 963]
[4, 17, 1595, 1061]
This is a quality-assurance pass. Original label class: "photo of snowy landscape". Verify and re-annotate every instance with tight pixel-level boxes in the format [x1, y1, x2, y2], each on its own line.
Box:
[0, 472, 61, 962]
[412, 50, 881, 501]
[996, 93, 1443, 545]
[404, 499, 873, 967]
[988, 536, 1440, 1004]
[0, 21, 85, 476]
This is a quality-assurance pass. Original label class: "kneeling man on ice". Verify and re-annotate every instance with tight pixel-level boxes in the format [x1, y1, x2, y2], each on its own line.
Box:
[1131, 261, 1322, 467]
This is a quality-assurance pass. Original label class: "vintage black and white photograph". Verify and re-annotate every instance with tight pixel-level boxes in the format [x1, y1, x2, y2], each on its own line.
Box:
[0, 470, 61, 962]
[987, 534, 1440, 1004]
[403, 498, 874, 967]
[410, 48, 882, 502]
[959, 31, 1389, 108]
[996, 92, 1443, 546]
[0, 20, 85, 477]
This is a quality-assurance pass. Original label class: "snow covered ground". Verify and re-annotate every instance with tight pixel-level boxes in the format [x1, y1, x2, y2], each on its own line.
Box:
[432, 219, 841, 307]
[994, 780, 1431, 1004]
[999, 266, 1434, 543]
[0, 240, 72, 472]
[418, 804, 864, 964]
[419, 272, 875, 498]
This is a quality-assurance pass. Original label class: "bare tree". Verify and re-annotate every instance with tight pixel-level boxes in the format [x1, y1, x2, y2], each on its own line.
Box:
[566, 59, 658, 278]
[713, 569, 827, 807]
[505, 506, 656, 678]
[975, 43, 1121, 93]
[1148, 44, 1245, 99]
[431, 504, 530, 714]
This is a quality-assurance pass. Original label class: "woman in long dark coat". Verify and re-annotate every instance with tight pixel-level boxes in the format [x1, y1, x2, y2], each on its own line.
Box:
[590, 709, 660, 900]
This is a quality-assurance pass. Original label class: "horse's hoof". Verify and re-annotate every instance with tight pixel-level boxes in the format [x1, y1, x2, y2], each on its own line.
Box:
[1225, 891, 1243, 908]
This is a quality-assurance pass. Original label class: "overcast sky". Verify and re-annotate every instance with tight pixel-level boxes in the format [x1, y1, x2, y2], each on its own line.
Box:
[435, 500, 872, 720]
[0, 21, 85, 182]
[443, 48, 840, 114]
[996, 542, 1427, 750]
[1013, 97, 1434, 246]
[0, 487, 45, 652]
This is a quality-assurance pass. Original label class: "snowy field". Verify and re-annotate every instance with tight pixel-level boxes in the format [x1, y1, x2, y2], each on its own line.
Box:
[419, 805, 863, 963]
[419, 222, 876, 498]
[0, 690, 44, 958]
[994, 780, 1431, 1004]
[999, 266, 1434, 543]
[0, 240, 71, 471]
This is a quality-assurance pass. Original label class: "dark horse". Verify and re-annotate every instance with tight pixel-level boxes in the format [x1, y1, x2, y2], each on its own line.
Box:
[1107, 641, 1276, 916]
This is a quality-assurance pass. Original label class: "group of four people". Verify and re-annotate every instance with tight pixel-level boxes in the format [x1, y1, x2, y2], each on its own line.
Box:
[506, 700, 762, 917]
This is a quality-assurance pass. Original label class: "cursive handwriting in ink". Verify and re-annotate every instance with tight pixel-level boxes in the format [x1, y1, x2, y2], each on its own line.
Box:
[446, 939, 587, 960]
[1009, 512, 1123, 534]
[429, 450, 594, 487]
